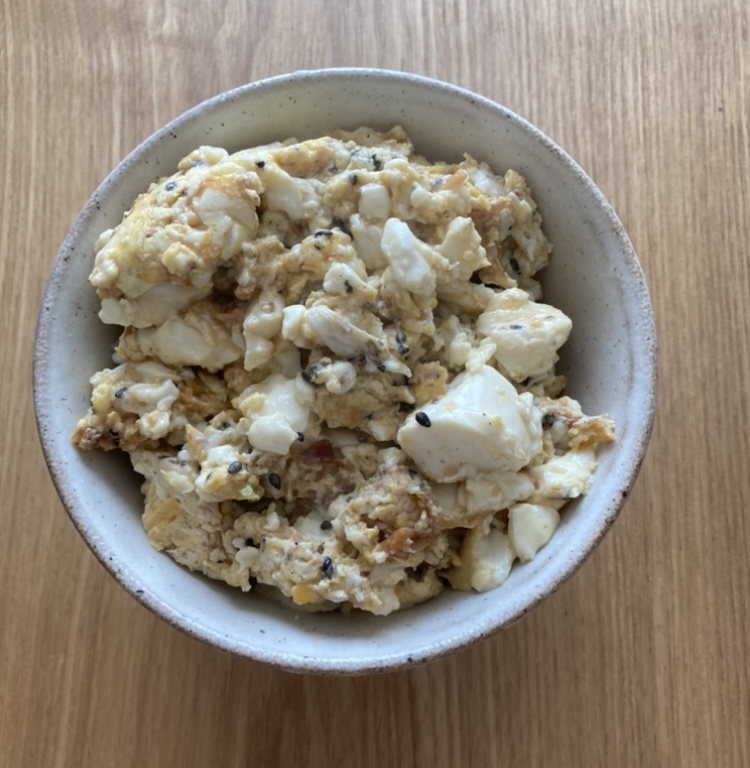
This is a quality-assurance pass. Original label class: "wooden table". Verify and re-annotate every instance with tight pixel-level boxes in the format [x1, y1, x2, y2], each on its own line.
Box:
[3, 0, 749, 764]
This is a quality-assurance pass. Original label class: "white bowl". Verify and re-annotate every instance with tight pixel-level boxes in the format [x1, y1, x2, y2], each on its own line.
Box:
[34, 69, 657, 674]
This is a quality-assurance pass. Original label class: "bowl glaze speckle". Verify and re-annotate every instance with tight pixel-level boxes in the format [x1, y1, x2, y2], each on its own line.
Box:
[33, 69, 657, 674]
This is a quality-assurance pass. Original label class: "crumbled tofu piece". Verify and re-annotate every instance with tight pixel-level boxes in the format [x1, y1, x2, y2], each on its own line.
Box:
[435, 216, 489, 280]
[380, 218, 439, 296]
[508, 503, 560, 561]
[397, 364, 542, 482]
[448, 523, 516, 592]
[235, 374, 312, 454]
[529, 447, 598, 501]
[477, 288, 572, 382]
[118, 300, 246, 372]
[242, 290, 285, 371]
[358, 183, 391, 220]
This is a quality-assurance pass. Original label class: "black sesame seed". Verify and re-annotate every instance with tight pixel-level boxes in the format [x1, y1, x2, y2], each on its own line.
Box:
[542, 413, 556, 428]
[228, 460, 242, 474]
[371, 153, 382, 171]
[164, 181, 176, 191]
[296, 432, 305, 442]
[301, 368, 317, 384]
[509, 323, 523, 330]
[415, 411, 431, 427]
[349, 173, 358, 185]
[114, 387, 127, 399]
[245, 537, 255, 547]
[268, 472, 281, 489]
[255, 160, 265, 168]
[314, 229, 333, 237]
[320, 520, 333, 530]
[395, 332, 410, 354]
[331, 216, 352, 238]
[321, 557, 334, 578]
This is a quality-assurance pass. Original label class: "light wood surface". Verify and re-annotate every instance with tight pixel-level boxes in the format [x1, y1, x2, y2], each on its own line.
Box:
[3, 0, 749, 765]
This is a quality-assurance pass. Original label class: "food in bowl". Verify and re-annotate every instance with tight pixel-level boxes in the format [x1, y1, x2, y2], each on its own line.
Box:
[72, 125, 615, 616]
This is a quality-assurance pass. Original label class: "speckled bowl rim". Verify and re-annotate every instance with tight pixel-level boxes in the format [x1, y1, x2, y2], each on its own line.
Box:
[34, 68, 657, 674]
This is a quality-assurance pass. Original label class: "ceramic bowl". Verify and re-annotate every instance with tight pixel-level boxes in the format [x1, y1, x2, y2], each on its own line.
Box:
[34, 69, 657, 674]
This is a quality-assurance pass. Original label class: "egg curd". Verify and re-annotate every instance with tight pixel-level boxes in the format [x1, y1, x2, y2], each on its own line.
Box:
[73, 126, 615, 615]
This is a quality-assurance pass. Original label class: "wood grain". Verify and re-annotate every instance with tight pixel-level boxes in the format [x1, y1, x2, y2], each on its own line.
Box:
[2, 0, 749, 765]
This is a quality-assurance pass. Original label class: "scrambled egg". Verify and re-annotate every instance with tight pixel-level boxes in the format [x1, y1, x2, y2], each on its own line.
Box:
[73, 127, 615, 615]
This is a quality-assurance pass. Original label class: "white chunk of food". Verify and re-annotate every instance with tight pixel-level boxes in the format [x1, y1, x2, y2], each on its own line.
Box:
[236, 374, 311, 454]
[380, 217, 437, 296]
[508, 503, 560, 561]
[397, 364, 542, 482]
[449, 525, 516, 592]
[477, 288, 572, 382]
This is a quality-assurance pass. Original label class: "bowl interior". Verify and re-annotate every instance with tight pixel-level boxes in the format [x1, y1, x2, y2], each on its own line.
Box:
[34, 69, 656, 673]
